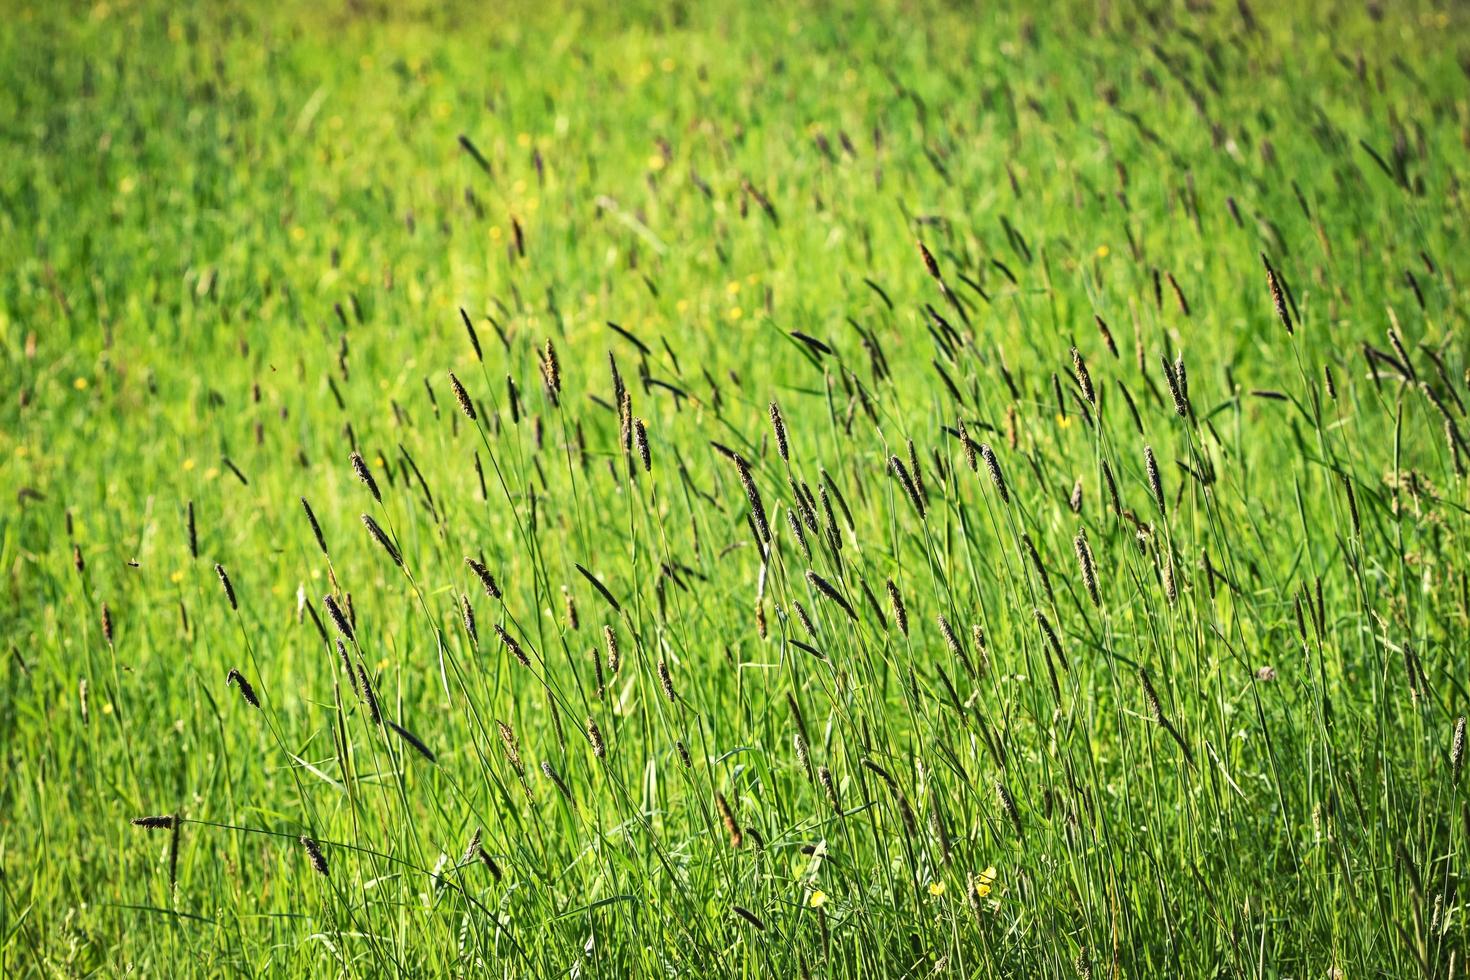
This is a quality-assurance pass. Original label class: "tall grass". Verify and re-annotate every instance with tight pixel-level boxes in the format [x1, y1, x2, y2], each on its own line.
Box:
[3, 0, 1468, 976]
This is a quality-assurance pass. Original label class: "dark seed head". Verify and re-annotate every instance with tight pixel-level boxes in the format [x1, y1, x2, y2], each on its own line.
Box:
[733, 905, 766, 931]
[301, 498, 328, 555]
[769, 401, 789, 462]
[361, 514, 402, 567]
[350, 452, 381, 503]
[1071, 347, 1095, 405]
[819, 765, 841, 810]
[300, 835, 329, 877]
[323, 594, 354, 642]
[1262, 253, 1293, 335]
[882, 581, 908, 636]
[1074, 530, 1100, 606]
[448, 371, 477, 421]
[495, 625, 531, 668]
[542, 339, 562, 404]
[634, 418, 651, 472]
[226, 667, 260, 708]
[917, 240, 942, 280]
[465, 556, 502, 600]
[461, 594, 478, 645]
[889, 454, 926, 519]
[215, 563, 237, 610]
[979, 444, 1010, 504]
[131, 814, 177, 830]
[1144, 445, 1166, 517]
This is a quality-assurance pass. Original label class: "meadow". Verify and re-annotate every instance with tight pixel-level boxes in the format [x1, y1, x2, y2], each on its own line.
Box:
[4, 0, 1470, 975]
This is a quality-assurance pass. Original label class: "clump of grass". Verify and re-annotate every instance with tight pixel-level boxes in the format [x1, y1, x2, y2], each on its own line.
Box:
[12, 5, 1466, 976]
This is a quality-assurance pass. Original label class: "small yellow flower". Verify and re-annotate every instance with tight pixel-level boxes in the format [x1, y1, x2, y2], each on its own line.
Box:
[1095, 245, 1110, 259]
[182, 458, 196, 471]
[808, 889, 828, 908]
[974, 865, 997, 898]
[660, 57, 675, 73]
[289, 226, 307, 242]
[73, 377, 89, 390]
[1056, 414, 1074, 429]
[118, 176, 137, 195]
[927, 881, 946, 897]
[170, 570, 184, 584]
[727, 306, 743, 321]
[516, 132, 532, 148]
[647, 154, 666, 172]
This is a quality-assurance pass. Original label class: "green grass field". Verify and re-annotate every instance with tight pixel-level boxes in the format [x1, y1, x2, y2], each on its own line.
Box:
[5, 0, 1470, 975]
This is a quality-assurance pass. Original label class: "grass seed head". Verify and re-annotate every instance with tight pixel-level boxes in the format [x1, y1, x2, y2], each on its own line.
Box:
[323, 594, 354, 642]
[215, 563, 237, 610]
[301, 498, 328, 555]
[603, 624, 621, 673]
[716, 792, 742, 848]
[634, 417, 651, 472]
[1072, 346, 1096, 405]
[131, 814, 177, 830]
[495, 624, 531, 667]
[350, 451, 381, 502]
[769, 401, 789, 462]
[448, 371, 477, 421]
[1453, 717, 1466, 782]
[1075, 530, 1100, 606]
[1262, 253, 1294, 334]
[300, 835, 329, 877]
[1144, 445, 1166, 517]
[980, 444, 1010, 503]
[465, 556, 502, 600]
[226, 667, 259, 708]
[886, 580, 909, 635]
[361, 514, 402, 567]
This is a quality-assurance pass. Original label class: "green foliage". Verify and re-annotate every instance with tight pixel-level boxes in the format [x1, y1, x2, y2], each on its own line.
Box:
[4, 0, 1469, 975]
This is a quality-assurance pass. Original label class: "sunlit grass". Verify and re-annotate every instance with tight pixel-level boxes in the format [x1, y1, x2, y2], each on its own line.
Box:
[4, 0, 1469, 976]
